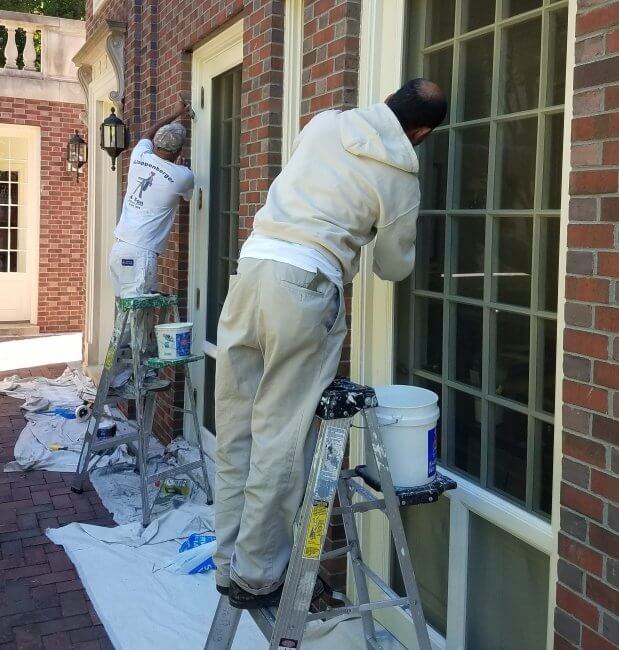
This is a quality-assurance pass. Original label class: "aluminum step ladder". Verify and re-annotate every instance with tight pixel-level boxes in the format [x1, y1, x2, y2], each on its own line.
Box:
[71, 294, 213, 526]
[205, 377, 456, 650]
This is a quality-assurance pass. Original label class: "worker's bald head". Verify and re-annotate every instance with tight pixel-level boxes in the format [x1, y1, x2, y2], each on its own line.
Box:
[386, 78, 447, 145]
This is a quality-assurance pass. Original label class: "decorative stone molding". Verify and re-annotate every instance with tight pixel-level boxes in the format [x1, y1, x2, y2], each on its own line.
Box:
[73, 20, 126, 119]
[76, 65, 92, 126]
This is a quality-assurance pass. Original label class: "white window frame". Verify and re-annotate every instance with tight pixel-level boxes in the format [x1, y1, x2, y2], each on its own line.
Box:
[351, 1, 576, 648]
[187, 20, 243, 455]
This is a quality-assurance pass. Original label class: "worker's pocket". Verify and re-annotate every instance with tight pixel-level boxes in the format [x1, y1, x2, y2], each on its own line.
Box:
[280, 267, 324, 297]
[325, 284, 344, 335]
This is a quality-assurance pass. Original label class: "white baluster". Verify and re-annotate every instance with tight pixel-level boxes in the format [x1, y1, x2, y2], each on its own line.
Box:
[4, 26, 19, 69]
[22, 27, 37, 71]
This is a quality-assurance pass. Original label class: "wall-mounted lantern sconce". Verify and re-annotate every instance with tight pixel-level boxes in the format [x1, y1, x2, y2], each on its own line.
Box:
[100, 107, 128, 171]
[66, 130, 87, 182]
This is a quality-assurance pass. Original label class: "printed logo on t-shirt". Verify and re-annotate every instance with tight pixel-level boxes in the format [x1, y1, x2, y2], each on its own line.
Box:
[121, 259, 134, 266]
[130, 171, 155, 200]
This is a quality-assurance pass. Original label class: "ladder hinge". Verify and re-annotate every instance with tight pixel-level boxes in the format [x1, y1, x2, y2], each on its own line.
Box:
[195, 287, 200, 310]
[198, 188, 203, 210]
[200, 86, 204, 108]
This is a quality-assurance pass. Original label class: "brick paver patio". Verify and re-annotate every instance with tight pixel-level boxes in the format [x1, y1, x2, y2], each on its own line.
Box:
[0, 364, 114, 650]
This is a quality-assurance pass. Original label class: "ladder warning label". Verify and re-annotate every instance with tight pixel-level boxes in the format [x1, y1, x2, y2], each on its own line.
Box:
[302, 501, 328, 559]
[278, 640, 298, 649]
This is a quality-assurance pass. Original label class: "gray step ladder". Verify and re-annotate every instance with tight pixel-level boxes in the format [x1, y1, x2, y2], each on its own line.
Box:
[71, 294, 213, 526]
[205, 378, 456, 650]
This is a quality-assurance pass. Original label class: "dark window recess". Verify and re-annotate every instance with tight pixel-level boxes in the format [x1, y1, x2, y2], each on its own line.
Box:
[203, 65, 242, 432]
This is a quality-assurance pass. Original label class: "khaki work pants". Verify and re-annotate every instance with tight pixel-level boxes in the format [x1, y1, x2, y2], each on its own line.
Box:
[214, 258, 346, 595]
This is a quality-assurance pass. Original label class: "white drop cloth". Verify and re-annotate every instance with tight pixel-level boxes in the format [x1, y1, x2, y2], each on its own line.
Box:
[47, 505, 377, 650]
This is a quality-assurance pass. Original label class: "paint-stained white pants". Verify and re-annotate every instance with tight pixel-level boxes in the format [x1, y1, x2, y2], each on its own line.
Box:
[108, 240, 158, 387]
[214, 258, 346, 595]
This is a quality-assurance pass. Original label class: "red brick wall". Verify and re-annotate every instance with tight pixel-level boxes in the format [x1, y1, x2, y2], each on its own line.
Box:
[0, 96, 87, 333]
[556, 2, 619, 649]
[301, 0, 361, 591]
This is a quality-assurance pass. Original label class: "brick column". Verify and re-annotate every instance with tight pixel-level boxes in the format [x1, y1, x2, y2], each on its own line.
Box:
[555, 2, 619, 649]
[301, 0, 361, 593]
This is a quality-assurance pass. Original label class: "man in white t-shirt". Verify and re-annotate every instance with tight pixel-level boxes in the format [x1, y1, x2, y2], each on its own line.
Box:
[110, 101, 194, 297]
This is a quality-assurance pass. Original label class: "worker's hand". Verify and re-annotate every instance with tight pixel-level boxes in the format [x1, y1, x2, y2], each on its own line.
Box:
[174, 99, 191, 119]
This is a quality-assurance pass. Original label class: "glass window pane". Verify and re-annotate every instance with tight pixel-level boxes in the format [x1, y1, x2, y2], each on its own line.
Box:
[452, 389, 481, 478]
[540, 217, 560, 312]
[493, 217, 533, 307]
[539, 318, 557, 414]
[0, 206, 7, 228]
[455, 125, 489, 209]
[203, 355, 216, 433]
[425, 48, 453, 125]
[534, 420, 553, 517]
[10, 206, 18, 228]
[427, 0, 455, 45]
[9, 251, 16, 272]
[420, 131, 449, 209]
[500, 18, 541, 114]
[414, 296, 443, 375]
[452, 215, 485, 299]
[0, 228, 7, 249]
[396, 277, 414, 384]
[454, 304, 483, 387]
[10, 183, 18, 204]
[394, 497, 450, 635]
[543, 113, 564, 210]
[547, 9, 568, 106]
[466, 513, 550, 650]
[460, 33, 494, 121]
[414, 214, 445, 292]
[497, 118, 538, 209]
[491, 405, 527, 502]
[462, 0, 495, 32]
[503, 0, 542, 18]
[0, 251, 7, 272]
[495, 311, 530, 404]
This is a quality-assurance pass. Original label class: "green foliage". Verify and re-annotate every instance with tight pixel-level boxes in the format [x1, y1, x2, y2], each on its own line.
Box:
[0, 0, 85, 20]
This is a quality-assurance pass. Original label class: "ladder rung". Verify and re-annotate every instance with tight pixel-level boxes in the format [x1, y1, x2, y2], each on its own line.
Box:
[91, 432, 139, 452]
[147, 459, 202, 484]
[355, 558, 407, 604]
[320, 543, 354, 561]
[304, 597, 410, 623]
[332, 499, 385, 516]
[248, 607, 276, 640]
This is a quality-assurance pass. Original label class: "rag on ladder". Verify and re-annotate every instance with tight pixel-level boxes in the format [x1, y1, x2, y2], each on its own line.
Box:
[71, 294, 213, 527]
[205, 377, 456, 650]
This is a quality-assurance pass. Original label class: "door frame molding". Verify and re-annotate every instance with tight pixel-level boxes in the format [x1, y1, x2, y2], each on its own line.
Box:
[187, 19, 243, 454]
[0, 123, 40, 324]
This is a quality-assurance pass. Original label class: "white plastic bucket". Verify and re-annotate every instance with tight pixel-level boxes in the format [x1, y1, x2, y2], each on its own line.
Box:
[365, 385, 440, 487]
[155, 322, 193, 359]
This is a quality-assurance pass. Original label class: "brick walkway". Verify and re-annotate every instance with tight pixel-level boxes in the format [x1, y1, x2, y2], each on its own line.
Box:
[0, 364, 114, 650]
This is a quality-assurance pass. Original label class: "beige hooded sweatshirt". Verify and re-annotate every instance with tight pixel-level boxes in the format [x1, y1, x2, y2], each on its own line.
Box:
[250, 102, 421, 285]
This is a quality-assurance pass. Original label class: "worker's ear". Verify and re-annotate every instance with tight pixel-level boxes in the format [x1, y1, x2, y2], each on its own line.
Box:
[384, 93, 394, 103]
[406, 126, 432, 146]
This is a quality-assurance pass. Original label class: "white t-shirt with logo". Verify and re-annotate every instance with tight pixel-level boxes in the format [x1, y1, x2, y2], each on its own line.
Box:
[114, 139, 194, 254]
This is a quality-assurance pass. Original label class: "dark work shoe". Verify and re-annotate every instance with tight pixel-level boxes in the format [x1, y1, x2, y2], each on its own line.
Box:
[216, 584, 229, 596]
[229, 576, 326, 610]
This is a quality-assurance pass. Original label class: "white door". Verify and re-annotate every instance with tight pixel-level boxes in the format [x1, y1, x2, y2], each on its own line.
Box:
[0, 126, 40, 323]
[187, 21, 243, 453]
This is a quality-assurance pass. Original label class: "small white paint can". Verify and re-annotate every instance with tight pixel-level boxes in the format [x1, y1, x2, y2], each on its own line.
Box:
[96, 418, 117, 439]
[365, 385, 440, 488]
[155, 322, 193, 359]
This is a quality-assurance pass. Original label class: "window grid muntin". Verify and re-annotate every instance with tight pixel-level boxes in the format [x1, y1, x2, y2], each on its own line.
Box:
[0, 137, 27, 274]
[404, 0, 566, 517]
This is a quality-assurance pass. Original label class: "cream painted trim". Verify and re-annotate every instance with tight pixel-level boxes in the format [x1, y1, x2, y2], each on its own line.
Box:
[187, 19, 243, 447]
[282, 0, 304, 164]
[0, 123, 40, 324]
[547, 0, 577, 647]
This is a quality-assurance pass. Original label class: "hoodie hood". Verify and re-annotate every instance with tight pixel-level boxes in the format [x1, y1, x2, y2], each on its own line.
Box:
[339, 102, 419, 174]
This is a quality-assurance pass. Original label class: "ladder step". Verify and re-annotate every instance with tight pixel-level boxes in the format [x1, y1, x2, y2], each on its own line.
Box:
[91, 431, 139, 452]
[145, 354, 203, 369]
[117, 294, 178, 311]
[304, 597, 411, 623]
[147, 459, 202, 484]
[320, 542, 354, 561]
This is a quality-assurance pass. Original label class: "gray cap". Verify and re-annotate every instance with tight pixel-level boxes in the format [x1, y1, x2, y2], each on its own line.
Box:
[153, 122, 186, 152]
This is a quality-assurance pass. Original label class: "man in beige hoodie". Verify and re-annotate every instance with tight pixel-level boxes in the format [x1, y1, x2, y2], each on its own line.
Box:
[214, 78, 447, 609]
